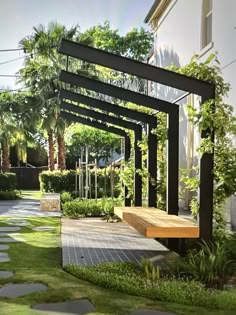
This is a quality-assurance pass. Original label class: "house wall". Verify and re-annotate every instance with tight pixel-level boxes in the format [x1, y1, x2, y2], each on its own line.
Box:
[148, 0, 236, 228]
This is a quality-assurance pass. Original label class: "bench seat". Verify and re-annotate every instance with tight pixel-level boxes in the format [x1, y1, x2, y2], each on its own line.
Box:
[114, 207, 199, 238]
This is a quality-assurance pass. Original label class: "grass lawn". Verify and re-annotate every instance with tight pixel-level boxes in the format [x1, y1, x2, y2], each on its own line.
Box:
[0, 216, 235, 315]
[20, 190, 43, 200]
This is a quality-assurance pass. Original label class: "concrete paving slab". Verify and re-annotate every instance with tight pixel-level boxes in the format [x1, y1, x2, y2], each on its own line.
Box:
[0, 252, 10, 263]
[0, 245, 9, 250]
[130, 309, 176, 315]
[0, 233, 20, 237]
[0, 271, 14, 279]
[6, 221, 30, 227]
[33, 299, 96, 314]
[0, 227, 21, 232]
[62, 218, 168, 266]
[0, 283, 47, 298]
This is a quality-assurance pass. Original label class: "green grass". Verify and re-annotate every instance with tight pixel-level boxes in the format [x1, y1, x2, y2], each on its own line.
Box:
[0, 216, 235, 315]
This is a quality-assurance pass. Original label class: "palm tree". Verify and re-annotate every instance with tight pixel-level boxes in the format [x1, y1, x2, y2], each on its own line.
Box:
[19, 22, 79, 170]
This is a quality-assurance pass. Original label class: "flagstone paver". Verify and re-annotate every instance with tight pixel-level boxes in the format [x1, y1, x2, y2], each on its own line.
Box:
[0, 232, 20, 237]
[130, 309, 177, 315]
[32, 226, 55, 232]
[0, 283, 47, 298]
[0, 253, 10, 263]
[33, 299, 96, 314]
[0, 271, 14, 279]
[0, 227, 21, 232]
[62, 218, 168, 266]
[0, 245, 9, 250]
[0, 237, 25, 243]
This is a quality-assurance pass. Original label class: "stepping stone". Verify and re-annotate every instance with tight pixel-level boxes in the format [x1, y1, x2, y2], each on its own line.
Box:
[0, 245, 9, 250]
[33, 299, 96, 314]
[7, 221, 30, 227]
[0, 271, 14, 279]
[0, 253, 10, 263]
[0, 237, 25, 243]
[130, 310, 177, 315]
[0, 233, 20, 237]
[0, 283, 47, 298]
[32, 226, 55, 232]
[0, 227, 21, 232]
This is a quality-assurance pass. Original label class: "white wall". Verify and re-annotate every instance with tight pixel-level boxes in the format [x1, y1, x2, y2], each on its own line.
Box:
[150, 0, 236, 225]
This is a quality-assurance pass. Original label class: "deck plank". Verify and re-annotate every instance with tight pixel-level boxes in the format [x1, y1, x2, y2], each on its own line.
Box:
[114, 207, 199, 238]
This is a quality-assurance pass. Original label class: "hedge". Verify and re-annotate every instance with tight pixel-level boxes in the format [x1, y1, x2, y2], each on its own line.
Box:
[39, 169, 121, 196]
[0, 172, 17, 191]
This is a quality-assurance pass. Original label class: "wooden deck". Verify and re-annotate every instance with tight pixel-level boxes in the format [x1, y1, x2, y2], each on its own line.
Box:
[114, 207, 199, 238]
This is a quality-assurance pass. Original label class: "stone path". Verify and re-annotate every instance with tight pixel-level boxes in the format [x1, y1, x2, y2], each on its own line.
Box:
[0, 283, 47, 298]
[0, 199, 61, 217]
[62, 218, 168, 266]
[0, 252, 10, 263]
[0, 245, 9, 250]
[32, 226, 55, 232]
[0, 271, 13, 279]
[33, 299, 96, 314]
[0, 237, 25, 243]
[0, 227, 21, 232]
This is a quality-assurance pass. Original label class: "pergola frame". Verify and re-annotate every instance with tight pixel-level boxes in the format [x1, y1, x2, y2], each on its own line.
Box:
[60, 88, 158, 207]
[60, 111, 131, 206]
[61, 101, 143, 206]
[59, 39, 215, 241]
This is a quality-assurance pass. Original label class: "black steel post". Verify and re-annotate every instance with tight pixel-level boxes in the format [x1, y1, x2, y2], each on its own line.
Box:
[124, 135, 131, 206]
[199, 89, 215, 241]
[147, 119, 157, 207]
[134, 128, 142, 206]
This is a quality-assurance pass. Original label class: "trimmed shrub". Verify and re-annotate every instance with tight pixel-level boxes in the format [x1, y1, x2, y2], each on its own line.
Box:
[39, 168, 121, 197]
[65, 262, 236, 311]
[61, 191, 73, 204]
[62, 197, 122, 218]
[0, 190, 20, 200]
[0, 172, 17, 191]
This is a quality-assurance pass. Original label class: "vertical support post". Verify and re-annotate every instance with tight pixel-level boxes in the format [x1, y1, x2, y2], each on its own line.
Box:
[167, 108, 180, 253]
[199, 89, 215, 241]
[81, 150, 84, 198]
[89, 168, 91, 198]
[75, 161, 78, 197]
[167, 108, 179, 214]
[85, 146, 89, 199]
[124, 135, 131, 206]
[95, 158, 98, 200]
[134, 128, 142, 206]
[147, 118, 157, 207]
[78, 158, 81, 198]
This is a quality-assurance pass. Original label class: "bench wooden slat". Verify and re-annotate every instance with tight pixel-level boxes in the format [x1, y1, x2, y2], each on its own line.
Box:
[114, 207, 199, 238]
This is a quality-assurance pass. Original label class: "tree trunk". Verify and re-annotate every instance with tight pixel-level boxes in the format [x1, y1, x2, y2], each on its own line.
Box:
[48, 129, 55, 171]
[57, 134, 66, 170]
[2, 142, 10, 172]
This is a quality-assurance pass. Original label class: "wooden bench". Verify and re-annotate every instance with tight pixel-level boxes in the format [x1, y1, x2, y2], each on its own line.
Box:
[114, 207, 199, 238]
[40, 193, 61, 212]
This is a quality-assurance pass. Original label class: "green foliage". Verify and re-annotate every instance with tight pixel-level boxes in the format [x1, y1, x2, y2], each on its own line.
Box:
[170, 54, 236, 233]
[39, 170, 77, 192]
[170, 241, 236, 290]
[60, 191, 73, 203]
[141, 257, 160, 283]
[62, 197, 122, 219]
[0, 190, 20, 200]
[65, 262, 236, 310]
[0, 172, 17, 191]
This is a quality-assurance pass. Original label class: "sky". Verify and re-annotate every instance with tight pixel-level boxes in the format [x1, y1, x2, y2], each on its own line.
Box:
[0, 0, 154, 90]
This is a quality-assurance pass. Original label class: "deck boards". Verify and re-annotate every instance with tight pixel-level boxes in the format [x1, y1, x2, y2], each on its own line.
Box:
[114, 207, 199, 238]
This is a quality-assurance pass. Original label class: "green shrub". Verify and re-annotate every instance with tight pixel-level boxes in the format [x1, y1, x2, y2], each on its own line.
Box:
[65, 262, 236, 310]
[62, 197, 122, 219]
[61, 191, 73, 204]
[0, 190, 20, 200]
[0, 172, 17, 191]
[39, 169, 121, 197]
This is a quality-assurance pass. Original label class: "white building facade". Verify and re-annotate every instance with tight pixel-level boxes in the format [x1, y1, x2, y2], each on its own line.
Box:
[145, 0, 236, 229]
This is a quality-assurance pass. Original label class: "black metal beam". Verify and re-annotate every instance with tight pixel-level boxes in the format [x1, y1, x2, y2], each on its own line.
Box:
[61, 102, 143, 206]
[59, 39, 214, 97]
[60, 88, 157, 207]
[60, 111, 131, 206]
[59, 70, 177, 113]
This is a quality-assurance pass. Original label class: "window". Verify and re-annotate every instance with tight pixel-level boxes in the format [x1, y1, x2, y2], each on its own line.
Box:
[201, 0, 213, 49]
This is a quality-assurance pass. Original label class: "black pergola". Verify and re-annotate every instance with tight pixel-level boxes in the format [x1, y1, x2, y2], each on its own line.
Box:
[58, 39, 215, 241]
